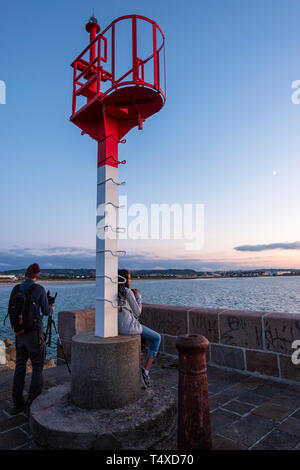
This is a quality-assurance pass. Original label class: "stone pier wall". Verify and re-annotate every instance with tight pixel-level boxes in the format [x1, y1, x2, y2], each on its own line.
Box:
[57, 308, 95, 367]
[57, 304, 300, 383]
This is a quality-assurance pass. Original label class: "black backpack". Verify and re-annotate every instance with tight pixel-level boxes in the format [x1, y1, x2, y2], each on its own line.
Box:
[6, 284, 38, 334]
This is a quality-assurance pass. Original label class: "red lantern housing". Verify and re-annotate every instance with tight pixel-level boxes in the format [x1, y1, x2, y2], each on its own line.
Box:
[70, 14, 166, 167]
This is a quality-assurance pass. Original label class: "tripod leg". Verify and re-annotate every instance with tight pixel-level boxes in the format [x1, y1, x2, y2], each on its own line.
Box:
[45, 318, 52, 347]
[51, 319, 71, 374]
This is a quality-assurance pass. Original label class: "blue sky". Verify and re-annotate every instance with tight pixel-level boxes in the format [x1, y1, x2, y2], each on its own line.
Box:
[1, 0, 300, 270]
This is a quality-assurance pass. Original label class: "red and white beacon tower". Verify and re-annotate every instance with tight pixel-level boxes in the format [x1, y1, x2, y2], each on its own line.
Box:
[70, 15, 166, 337]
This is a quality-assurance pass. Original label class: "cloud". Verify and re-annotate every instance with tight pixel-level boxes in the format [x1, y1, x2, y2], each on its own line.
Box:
[119, 253, 256, 271]
[0, 246, 262, 271]
[3, 244, 296, 272]
[0, 246, 96, 270]
[3, 246, 95, 257]
[234, 242, 300, 252]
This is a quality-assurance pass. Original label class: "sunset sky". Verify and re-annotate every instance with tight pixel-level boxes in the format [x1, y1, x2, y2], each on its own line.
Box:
[1, 0, 300, 271]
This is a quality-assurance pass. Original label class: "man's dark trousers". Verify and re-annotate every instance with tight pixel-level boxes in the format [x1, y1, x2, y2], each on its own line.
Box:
[12, 329, 46, 407]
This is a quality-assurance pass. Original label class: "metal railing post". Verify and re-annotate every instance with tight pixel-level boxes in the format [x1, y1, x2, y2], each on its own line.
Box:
[132, 16, 138, 82]
[153, 24, 159, 90]
[176, 334, 212, 450]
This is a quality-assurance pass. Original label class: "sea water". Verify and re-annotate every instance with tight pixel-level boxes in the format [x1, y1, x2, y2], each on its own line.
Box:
[1, 276, 300, 358]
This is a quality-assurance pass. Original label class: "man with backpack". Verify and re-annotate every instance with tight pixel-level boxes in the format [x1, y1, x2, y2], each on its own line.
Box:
[7, 263, 54, 415]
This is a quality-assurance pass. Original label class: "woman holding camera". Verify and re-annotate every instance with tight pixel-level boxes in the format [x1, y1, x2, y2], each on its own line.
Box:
[118, 269, 161, 388]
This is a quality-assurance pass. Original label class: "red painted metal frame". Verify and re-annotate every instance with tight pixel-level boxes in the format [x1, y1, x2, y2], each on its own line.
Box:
[71, 15, 166, 117]
[70, 15, 166, 169]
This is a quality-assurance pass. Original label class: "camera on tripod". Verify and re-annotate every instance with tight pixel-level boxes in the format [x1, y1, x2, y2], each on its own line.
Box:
[44, 291, 71, 374]
[47, 291, 57, 306]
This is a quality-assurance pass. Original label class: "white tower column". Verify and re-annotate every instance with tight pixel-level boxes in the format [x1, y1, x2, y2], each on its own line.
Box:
[95, 164, 120, 338]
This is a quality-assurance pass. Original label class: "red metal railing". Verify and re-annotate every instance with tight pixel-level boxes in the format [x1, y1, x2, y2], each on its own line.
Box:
[71, 15, 166, 116]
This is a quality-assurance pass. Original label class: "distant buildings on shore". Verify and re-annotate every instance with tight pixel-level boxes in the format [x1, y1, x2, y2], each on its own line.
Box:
[132, 269, 300, 279]
[0, 274, 17, 281]
[0, 269, 95, 282]
[0, 268, 300, 282]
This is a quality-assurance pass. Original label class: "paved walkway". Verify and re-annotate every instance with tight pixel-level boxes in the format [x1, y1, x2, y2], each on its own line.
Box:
[1, 356, 300, 450]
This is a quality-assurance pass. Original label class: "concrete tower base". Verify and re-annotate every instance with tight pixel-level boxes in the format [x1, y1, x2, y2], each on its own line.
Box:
[70, 333, 141, 409]
[29, 382, 176, 450]
[29, 332, 176, 449]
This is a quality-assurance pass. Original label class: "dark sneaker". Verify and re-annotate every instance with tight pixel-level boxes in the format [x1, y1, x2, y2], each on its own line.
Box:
[141, 368, 151, 388]
[10, 400, 26, 415]
[25, 399, 33, 417]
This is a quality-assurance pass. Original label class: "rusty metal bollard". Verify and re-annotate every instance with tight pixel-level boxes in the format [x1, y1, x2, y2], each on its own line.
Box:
[176, 334, 212, 450]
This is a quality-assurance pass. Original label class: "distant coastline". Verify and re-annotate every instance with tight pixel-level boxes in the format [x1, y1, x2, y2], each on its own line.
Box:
[0, 279, 96, 288]
[1, 271, 300, 288]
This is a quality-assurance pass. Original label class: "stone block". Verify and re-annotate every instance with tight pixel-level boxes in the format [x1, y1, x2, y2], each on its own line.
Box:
[292, 409, 300, 420]
[210, 344, 245, 370]
[212, 435, 248, 450]
[278, 417, 300, 438]
[0, 414, 28, 433]
[246, 350, 279, 377]
[140, 303, 188, 336]
[189, 308, 220, 342]
[264, 312, 300, 354]
[237, 390, 267, 406]
[254, 381, 287, 397]
[163, 335, 178, 356]
[219, 310, 264, 349]
[279, 355, 300, 382]
[270, 389, 300, 408]
[210, 409, 239, 434]
[58, 309, 95, 342]
[251, 403, 292, 421]
[0, 428, 29, 450]
[220, 414, 276, 447]
[222, 400, 254, 416]
[258, 429, 299, 450]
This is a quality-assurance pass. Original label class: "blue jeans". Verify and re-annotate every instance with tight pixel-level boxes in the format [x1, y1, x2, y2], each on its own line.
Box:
[141, 325, 161, 359]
